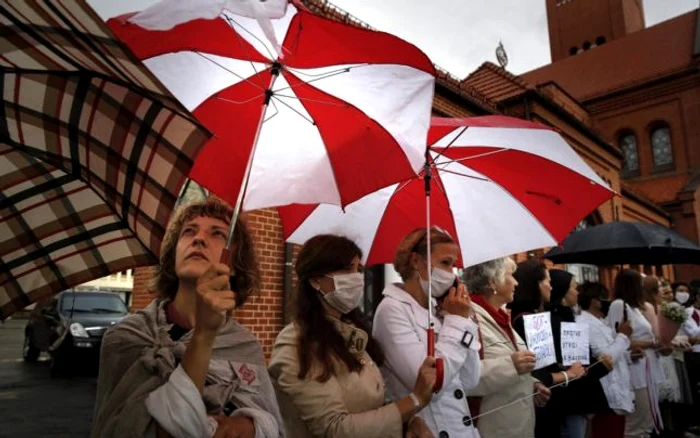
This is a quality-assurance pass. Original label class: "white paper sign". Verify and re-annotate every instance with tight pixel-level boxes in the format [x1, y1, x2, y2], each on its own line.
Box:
[561, 322, 590, 366]
[523, 312, 557, 369]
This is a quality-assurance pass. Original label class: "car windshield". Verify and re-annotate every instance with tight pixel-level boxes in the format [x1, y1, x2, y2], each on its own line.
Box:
[59, 294, 128, 315]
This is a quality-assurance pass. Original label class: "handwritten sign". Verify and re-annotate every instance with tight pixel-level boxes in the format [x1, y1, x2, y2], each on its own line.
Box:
[523, 312, 556, 369]
[561, 322, 590, 366]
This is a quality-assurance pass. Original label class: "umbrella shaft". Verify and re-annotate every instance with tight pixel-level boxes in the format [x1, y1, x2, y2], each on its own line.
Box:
[225, 70, 281, 255]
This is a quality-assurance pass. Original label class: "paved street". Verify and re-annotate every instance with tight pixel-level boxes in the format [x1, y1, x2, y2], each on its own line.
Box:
[0, 319, 96, 438]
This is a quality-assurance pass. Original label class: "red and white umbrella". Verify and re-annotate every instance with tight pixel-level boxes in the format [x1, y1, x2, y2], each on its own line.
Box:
[107, 0, 436, 212]
[279, 116, 616, 268]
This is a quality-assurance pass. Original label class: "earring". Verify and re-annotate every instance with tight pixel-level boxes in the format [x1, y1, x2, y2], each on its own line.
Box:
[492, 288, 497, 295]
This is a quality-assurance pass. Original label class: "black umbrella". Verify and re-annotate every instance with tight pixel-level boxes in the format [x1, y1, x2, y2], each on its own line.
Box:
[544, 221, 700, 265]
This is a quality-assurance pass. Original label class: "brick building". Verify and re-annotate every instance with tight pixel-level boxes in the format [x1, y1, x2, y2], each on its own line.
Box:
[128, 0, 697, 356]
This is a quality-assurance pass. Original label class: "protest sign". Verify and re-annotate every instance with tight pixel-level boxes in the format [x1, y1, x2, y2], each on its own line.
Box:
[560, 322, 590, 365]
[523, 312, 556, 369]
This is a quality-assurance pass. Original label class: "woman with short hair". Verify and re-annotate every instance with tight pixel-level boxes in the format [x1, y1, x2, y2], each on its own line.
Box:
[463, 257, 550, 438]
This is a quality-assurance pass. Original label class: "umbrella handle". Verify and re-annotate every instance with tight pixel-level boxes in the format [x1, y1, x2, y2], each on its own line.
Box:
[220, 248, 231, 264]
[427, 327, 444, 393]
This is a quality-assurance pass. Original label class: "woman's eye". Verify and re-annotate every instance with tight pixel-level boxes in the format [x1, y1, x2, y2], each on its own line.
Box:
[182, 228, 194, 236]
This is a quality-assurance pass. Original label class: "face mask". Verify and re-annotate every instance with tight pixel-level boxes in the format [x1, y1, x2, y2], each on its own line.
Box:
[676, 291, 690, 305]
[600, 300, 611, 317]
[419, 267, 455, 299]
[321, 272, 364, 314]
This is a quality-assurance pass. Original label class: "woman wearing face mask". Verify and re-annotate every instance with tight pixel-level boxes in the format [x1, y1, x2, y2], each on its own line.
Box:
[373, 227, 481, 438]
[576, 282, 634, 438]
[269, 234, 437, 438]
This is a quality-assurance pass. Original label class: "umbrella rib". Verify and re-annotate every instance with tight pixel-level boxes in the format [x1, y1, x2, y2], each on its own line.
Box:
[213, 94, 267, 105]
[429, 126, 468, 163]
[264, 98, 280, 123]
[270, 95, 315, 125]
[283, 64, 366, 79]
[434, 167, 490, 182]
[432, 147, 511, 169]
[222, 14, 271, 90]
[194, 52, 266, 91]
[276, 64, 367, 93]
[273, 93, 348, 107]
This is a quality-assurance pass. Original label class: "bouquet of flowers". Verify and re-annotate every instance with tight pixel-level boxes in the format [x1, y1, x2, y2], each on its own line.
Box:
[658, 301, 688, 344]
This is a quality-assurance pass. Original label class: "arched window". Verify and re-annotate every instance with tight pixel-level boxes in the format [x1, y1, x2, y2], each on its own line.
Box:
[618, 132, 639, 176]
[650, 125, 673, 169]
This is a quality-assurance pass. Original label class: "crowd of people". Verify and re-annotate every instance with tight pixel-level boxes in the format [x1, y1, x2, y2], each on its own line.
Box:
[91, 198, 700, 438]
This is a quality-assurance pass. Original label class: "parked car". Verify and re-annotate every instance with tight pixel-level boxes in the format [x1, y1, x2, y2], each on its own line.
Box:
[23, 291, 128, 375]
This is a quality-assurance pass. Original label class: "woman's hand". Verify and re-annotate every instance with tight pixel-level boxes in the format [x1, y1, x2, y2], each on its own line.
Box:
[405, 416, 434, 438]
[511, 350, 536, 375]
[412, 357, 437, 407]
[440, 283, 472, 318]
[566, 362, 586, 380]
[598, 354, 614, 371]
[533, 382, 551, 407]
[212, 415, 255, 438]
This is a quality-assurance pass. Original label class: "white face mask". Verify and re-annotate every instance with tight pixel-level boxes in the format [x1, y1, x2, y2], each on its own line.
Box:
[419, 267, 455, 299]
[321, 272, 364, 314]
[675, 291, 690, 305]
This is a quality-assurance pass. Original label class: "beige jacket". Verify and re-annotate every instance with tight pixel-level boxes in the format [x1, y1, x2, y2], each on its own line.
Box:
[471, 303, 536, 438]
[268, 320, 402, 438]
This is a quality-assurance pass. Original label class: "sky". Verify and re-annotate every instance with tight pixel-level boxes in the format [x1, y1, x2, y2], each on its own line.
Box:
[89, 0, 699, 77]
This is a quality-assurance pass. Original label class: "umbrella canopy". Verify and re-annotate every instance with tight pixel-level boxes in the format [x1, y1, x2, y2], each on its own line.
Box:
[544, 221, 700, 265]
[0, 1, 211, 320]
[279, 116, 614, 267]
[107, 0, 436, 211]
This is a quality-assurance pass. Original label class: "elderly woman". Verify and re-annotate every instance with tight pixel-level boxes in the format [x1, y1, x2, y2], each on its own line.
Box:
[463, 257, 550, 438]
[373, 227, 481, 438]
[269, 234, 436, 438]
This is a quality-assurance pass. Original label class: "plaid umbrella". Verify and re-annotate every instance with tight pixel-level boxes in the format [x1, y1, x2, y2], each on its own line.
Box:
[0, 1, 211, 320]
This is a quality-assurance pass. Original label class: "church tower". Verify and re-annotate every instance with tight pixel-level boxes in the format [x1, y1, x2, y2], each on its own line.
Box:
[546, 0, 645, 61]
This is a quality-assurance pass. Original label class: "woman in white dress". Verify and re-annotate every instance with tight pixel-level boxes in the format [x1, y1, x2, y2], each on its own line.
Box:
[373, 227, 482, 438]
[607, 270, 663, 438]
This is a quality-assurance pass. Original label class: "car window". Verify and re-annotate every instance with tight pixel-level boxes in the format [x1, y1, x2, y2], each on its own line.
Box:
[59, 294, 128, 315]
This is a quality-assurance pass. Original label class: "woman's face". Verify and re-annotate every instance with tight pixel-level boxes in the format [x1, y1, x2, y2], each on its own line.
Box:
[416, 242, 459, 279]
[539, 270, 552, 305]
[313, 256, 362, 294]
[562, 278, 579, 308]
[659, 284, 674, 303]
[494, 263, 518, 304]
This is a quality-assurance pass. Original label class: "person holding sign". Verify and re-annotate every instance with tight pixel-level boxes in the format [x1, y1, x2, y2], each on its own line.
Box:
[576, 282, 634, 438]
[464, 257, 551, 438]
[512, 267, 612, 438]
[373, 227, 482, 438]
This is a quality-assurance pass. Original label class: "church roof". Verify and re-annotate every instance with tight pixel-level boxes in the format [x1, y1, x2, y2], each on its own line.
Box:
[521, 9, 700, 101]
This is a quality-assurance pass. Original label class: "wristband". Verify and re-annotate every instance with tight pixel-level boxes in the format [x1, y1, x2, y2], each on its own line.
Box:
[561, 371, 569, 387]
[409, 392, 422, 411]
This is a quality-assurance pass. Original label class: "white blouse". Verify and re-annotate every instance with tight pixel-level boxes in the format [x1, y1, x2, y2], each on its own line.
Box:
[606, 300, 663, 390]
[576, 311, 634, 414]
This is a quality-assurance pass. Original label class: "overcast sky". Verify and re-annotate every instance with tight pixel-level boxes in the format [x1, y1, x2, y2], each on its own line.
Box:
[90, 0, 699, 76]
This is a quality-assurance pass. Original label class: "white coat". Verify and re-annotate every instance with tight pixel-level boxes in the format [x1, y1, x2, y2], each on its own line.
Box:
[373, 283, 481, 438]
